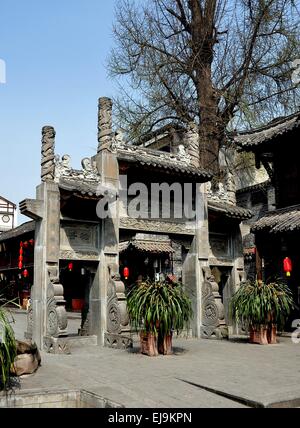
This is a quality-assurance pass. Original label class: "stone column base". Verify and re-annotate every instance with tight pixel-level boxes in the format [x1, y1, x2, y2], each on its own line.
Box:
[43, 336, 71, 354]
[104, 333, 133, 350]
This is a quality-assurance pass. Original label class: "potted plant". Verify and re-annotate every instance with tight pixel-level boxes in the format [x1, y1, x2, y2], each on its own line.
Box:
[0, 299, 17, 390]
[230, 279, 294, 345]
[127, 280, 193, 356]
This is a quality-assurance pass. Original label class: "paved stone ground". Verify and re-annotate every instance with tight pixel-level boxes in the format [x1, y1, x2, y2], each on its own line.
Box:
[7, 311, 300, 408]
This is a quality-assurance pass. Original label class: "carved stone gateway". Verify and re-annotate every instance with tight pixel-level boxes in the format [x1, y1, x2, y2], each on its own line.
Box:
[201, 267, 228, 339]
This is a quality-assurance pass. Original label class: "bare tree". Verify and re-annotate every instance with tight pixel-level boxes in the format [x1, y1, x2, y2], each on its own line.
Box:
[108, 0, 300, 174]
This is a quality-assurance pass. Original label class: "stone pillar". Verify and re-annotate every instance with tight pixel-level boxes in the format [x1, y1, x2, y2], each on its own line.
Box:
[267, 186, 276, 211]
[225, 171, 237, 205]
[185, 122, 200, 168]
[41, 126, 56, 182]
[24, 127, 68, 353]
[97, 97, 113, 153]
[91, 97, 130, 348]
[183, 183, 209, 338]
[228, 224, 246, 335]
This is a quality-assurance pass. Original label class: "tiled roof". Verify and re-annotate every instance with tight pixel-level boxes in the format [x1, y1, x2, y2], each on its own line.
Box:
[236, 180, 271, 194]
[116, 145, 212, 180]
[251, 205, 300, 233]
[59, 179, 115, 199]
[119, 239, 175, 254]
[0, 221, 35, 242]
[233, 112, 300, 149]
[208, 201, 253, 220]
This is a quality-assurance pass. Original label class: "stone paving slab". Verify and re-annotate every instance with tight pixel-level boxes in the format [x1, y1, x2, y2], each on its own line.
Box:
[5, 313, 300, 408]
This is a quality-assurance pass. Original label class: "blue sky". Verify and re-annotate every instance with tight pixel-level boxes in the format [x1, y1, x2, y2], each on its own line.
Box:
[0, 0, 119, 223]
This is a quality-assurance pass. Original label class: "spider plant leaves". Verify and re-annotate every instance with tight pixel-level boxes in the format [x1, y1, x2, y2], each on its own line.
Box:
[0, 303, 17, 390]
[230, 279, 295, 330]
[127, 280, 193, 336]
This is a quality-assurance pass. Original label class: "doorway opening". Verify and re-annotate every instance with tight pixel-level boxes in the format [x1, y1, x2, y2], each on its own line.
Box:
[59, 260, 97, 336]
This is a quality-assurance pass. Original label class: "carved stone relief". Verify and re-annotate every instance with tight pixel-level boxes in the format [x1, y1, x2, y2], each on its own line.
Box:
[105, 265, 132, 349]
[55, 154, 100, 182]
[201, 267, 228, 339]
[60, 225, 98, 252]
[46, 277, 68, 339]
[41, 126, 56, 182]
[119, 217, 196, 236]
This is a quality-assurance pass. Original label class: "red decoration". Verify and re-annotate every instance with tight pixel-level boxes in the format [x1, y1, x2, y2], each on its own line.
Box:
[29, 239, 34, 246]
[20, 242, 23, 248]
[19, 255, 23, 262]
[123, 267, 129, 280]
[19, 248, 23, 256]
[23, 241, 29, 248]
[18, 261, 23, 270]
[23, 269, 29, 278]
[283, 257, 292, 277]
[68, 263, 73, 272]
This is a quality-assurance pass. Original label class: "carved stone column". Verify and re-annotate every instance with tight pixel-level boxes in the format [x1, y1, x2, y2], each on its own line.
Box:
[91, 97, 122, 346]
[225, 171, 237, 205]
[22, 126, 68, 353]
[41, 126, 56, 182]
[97, 97, 113, 153]
[185, 122, 200, 168]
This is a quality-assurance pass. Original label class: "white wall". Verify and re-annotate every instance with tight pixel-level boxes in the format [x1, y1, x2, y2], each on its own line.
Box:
[0, 197, 16, 232]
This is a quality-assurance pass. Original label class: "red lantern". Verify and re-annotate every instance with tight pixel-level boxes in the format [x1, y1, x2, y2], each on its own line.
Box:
[20, 242, 23, 248]
[68, 263, 73, 272]
[19, 248, 23, 256]
[19, 255, 23, 262]
[29, 239, 34, 246]
[283, 257, 292, 277]
[23, 241, 29, 248]
[123, 267, 129, 280]
[23, 269, 29, 278]
[18, 261, 23, 270]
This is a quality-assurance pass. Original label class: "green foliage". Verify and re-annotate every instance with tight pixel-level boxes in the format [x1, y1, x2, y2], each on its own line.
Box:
[127, 280, 193, 337]
[0, 298, 17, 390]
[230, 279, 294, 330]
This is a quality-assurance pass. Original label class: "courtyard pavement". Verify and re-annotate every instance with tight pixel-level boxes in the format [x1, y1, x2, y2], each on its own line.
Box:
[6, 310, 300, 408]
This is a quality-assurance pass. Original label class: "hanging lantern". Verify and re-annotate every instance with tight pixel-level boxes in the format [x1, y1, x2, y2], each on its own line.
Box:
[283, 257, 292, 277]
[123, 267, 129, 280]
[23, 269, 29, 278]
[68, 262, 73, 272]
[18, 261, 23, 270]
[20, 242, 23, 248]
[19, 247, 23, 256]
[29, 239, 34, 246]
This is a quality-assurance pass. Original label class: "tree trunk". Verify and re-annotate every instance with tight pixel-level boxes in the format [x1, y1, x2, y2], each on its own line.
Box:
[189, 0, 221, 176]
[197, 65, 221, 176]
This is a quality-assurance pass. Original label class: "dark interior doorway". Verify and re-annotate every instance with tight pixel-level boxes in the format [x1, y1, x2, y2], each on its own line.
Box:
[59, 260, 97, 336]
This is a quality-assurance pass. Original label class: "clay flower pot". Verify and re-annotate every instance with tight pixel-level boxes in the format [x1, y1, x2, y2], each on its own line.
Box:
[140, 332, 158, 357]
[249, 325, 268, 345]
[267, 324, 277, 344]
[158, 332, 173, 355]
